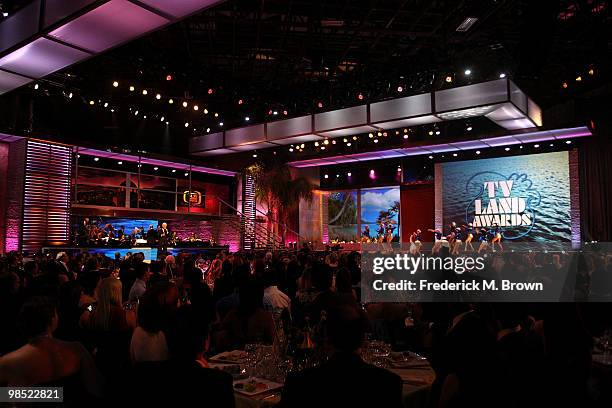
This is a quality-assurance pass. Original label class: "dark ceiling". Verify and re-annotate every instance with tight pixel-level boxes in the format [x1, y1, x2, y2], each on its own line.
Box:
[0, 0, 610, 161]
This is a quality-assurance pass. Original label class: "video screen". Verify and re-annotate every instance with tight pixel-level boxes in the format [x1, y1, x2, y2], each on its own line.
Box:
[360, 187, 401, 242]
[441, 151, 571, 242]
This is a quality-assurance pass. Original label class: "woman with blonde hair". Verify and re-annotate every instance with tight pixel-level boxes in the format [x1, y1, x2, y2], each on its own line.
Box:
[86, 277, 136, 381]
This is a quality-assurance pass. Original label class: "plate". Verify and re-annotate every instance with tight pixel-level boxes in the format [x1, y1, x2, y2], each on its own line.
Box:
[233, 378, 283, 396]
[210, 350, 248, 364]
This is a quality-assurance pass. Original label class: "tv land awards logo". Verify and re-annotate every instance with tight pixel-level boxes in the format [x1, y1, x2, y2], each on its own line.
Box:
[464, 172, 541, 240]
[183, 190, 202, 205]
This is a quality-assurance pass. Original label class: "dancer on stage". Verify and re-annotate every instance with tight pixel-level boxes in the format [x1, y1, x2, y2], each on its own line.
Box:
[491, 223, 503, 252]
[428, 228, 444, 254]
[385, 222, 395, 244]
[376, 223, 385, 244]
[361, 225, 371, 243]
[464, 223, 475, 252]
[477, 227, 489, 254]
[409, 229, 422, 255]
[451, 224, 462, 255]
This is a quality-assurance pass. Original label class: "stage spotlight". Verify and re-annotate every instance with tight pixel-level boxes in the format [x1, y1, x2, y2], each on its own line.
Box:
[182, 101, 188, 108]
[317, 102, 323, 108]
[566, 140, 572, 144]
[252, 153, 258, 158]
[377, 131, 382, 137]
[143, 115, 147, 119]
[111, 109, 115, 113]
[169, 99, 174, 104]
[172, 169, 176, 173]
[184, 122, 189, 127]
[499, 73, 506, 78]
[347, 172, 352, 177]
[142, 90, 148, 95]
[104, 102, 108, 108]
[324, 174, 329, 179]
[117, 161, 122, 165]
[153, 167, 158, 171]
[534, 144, 540, 148]
[397, 166, 402, 171]
[403, 128, 408, 133]
[343, 138, 348, 143]
[314, 142, 319, 147]
[358, 93, 364, 100]
[475, 150, 480, 155]
[505, 147, 510, 151]
[353, 136, 358, 140]
[453, 153, 458, 157]
[68, 92, 73, 99]
[193, 105, 199, 111]
[435, 130, 441, 135]
[321, 146, 326, 150]
[238, 99, 243, 105]
[445, 75, 453, 83]
[374, 139, 379, 143]
[397, 86, 403, 92]
[160, 116, 164, 122]
[273, 111, 278, 115]
[219, 122, 224, 127]
[336, 174, 340, 178]
[166, 121, 169, 125]
[403, 134, 409, 139]
[332, 140, 337, 145]
[464, 69, 472, 76]
[428, 155, 434, 159]
[369, 133, 374, 138]
[575, 76, 582, 82]
[323, 139, 329, 145]
[203, 108, 209, 114]
[113, 81, 119, 87]
[134, 110, 139, 116]
[289, 147, 294, 152]
[156, 94, 161, 100]
[89, 100, 94, 105]
[347, 142, 352, 146]
[466, 126, 473, 131]
[300, 144, 305, 148]
[208, 88, 214, 94]
[129, 86, 135, 92]
[588, 68, 594, 76]
[549, 143, 554, 147]
[283, 110, 288, 115]
[166, 75, 172, 81]
[93, 157, 99, 162]
[184, 172, 189, 177]
[214, 112, 219, 117]
[245, 116, 250, 121]
[206, 128, 210, 132]
[428, 130, 434, 136]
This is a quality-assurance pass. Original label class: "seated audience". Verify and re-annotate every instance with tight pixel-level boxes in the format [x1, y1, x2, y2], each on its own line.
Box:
[128, 262, 150, 302]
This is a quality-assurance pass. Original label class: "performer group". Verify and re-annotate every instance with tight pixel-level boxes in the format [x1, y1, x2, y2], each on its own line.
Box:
[360, 220, 504, 255]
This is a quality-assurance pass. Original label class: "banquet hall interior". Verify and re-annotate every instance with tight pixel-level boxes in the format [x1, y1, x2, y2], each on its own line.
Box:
[1, 0, 612, 407]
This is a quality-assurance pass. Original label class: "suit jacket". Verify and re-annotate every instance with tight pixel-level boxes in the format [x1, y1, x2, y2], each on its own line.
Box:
[279, 352, 403, 408]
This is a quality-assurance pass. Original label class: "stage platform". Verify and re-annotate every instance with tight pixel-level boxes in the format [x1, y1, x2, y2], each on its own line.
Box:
[42, 245, 229, 262]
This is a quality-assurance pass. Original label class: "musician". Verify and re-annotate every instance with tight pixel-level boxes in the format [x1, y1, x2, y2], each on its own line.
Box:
[117, 225, 125, 241]
[146, 225, 157, 246]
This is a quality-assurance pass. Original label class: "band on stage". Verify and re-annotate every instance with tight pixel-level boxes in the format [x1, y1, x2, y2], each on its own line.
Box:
[75, 218, 218, 249]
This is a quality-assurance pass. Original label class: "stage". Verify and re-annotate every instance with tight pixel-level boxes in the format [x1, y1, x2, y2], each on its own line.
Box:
[41, 245, 229, 262]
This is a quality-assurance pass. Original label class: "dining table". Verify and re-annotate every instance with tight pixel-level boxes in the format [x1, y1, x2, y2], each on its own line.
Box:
[232, 355, 436, 408]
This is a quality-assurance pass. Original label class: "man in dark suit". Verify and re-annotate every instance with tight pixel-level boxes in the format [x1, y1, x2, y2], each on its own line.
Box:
[146, 225, 157, 246]
[279, 301, 403, 408]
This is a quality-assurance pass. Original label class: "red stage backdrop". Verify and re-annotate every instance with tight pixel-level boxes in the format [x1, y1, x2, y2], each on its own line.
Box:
[400, 183, 435, 242]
